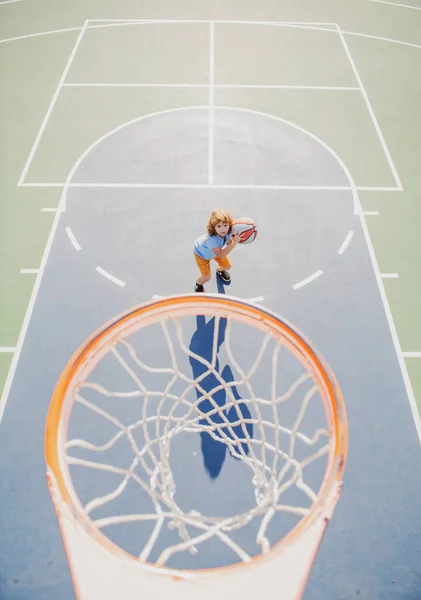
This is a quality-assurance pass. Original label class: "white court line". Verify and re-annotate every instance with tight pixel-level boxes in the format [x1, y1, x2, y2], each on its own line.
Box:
[65, 226, 81, 251]
[0, 347, 16, 352]
[18, 105, 361, 214]
[87, 19, 336, 24]
[0, 0, 22, 4]
[381, 273, 399, 278]
[84, 20, 340, 36]
[358, 215, 421, 441]
[217, 84, 360, 90]
[95, 266, 126, 287]
[337, 230, 354, 255]
[336, 25, 403, 191]
[356, 186, 400, 191]
[87, 18, 338, 30]
[208, 22, 215, 186]
[62, 83, 361, 90]
[293, 270, 323, 290]
[2, 23, 421, 53]
[0, 21, 336, 47]
[41, 207, 58, 212]
[21, 183, 64, 187]
[20, 269, 39, 274]
[18, 183, 402, 191]
[362, 211, 380, 215]
[18, 21, 89, 185]
[0, 27, 83, 45]
[402, 352, 421, 358]
[0, 191, 66, 423]
[369, 0, 421, 10]
[64, 83, 208, 88]
[341, 30, 421, 51]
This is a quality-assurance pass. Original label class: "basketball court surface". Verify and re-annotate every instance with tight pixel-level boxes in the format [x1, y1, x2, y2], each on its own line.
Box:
[1, 2, 421, 599]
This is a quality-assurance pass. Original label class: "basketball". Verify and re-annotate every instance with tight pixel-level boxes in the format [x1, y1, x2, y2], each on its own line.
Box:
[232, 217, 258, 244]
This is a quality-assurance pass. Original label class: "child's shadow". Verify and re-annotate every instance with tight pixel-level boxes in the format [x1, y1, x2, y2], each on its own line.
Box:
[188, 281, 253, 479]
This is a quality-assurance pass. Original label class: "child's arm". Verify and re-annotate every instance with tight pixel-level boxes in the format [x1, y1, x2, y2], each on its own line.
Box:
[212, 231, 242, 258]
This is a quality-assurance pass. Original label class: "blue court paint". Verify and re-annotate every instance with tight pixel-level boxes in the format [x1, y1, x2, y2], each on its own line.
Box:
[1, 108, 420, 600]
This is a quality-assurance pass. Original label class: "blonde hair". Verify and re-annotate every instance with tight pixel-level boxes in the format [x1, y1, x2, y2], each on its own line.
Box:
[207, 209, 233, 236]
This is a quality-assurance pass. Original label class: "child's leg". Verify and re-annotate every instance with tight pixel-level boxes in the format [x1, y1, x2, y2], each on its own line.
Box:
[194, 254, 211, 286]
[215, 256, 232, 273]
[197, 273, 211, 285]
[214, 256, 232, 282]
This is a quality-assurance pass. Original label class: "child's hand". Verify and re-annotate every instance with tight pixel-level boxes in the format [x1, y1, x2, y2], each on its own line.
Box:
[232, 231, 243, 245]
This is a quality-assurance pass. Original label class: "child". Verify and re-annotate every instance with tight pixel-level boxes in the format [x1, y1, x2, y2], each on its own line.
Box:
[193, 209, 243, 292]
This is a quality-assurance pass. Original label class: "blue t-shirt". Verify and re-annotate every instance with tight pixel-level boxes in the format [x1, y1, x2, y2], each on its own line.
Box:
[194, 233, 231, 260]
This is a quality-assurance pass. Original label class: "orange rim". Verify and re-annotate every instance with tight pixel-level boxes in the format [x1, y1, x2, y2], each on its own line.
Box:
[45, 293, 348, 578]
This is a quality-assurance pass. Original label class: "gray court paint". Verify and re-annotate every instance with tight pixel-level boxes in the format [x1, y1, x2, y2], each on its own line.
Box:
[0, 109, 420, 600]
[74, 108, 348, 186]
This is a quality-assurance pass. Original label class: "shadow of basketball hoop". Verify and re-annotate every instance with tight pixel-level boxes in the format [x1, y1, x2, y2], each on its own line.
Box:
[188, 281, 253, 479]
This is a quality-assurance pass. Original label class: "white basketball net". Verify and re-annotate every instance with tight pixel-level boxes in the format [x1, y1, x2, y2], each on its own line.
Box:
[65, 311, 330, 567]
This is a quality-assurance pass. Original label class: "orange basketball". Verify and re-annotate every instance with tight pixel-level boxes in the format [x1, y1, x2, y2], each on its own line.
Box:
[232, 217, 258, 244]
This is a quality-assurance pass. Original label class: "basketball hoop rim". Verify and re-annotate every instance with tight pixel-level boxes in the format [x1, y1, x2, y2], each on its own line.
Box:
[45, 293, 347, 580]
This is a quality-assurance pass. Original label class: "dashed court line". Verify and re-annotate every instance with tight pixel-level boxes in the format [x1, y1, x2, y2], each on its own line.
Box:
[338, 230, 354, 255]
[0, 347, 16, 352]
[65, 226, 81, 251]
[95, 266, 126, 287]
[20, 268, 39, 274]
[403, 352, 421, 358]
[247, 296, 265, 303]
[293, 270, 323, 290]
[381, 273, 399, 278]
[362, 211, 380, 216]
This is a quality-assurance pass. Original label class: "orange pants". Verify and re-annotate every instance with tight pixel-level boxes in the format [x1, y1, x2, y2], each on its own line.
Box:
[194, 253, 231, 277]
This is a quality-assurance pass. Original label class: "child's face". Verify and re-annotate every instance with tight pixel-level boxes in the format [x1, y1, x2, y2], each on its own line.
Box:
[215, 221, 230, 237]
